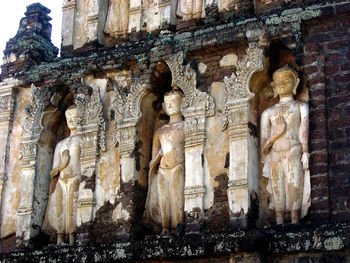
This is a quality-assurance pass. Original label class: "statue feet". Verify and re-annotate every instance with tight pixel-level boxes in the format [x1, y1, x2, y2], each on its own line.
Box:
[69, 233, 75, 245]
[291, 209, 300, 224]
[56, 233, 75, 245]
[160, 228, 171, 236]
[57, 234, 64, 245]
[275, 211, 284, 225]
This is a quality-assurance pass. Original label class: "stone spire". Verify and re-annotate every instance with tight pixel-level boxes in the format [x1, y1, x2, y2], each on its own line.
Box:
[1, 3, 59, 79]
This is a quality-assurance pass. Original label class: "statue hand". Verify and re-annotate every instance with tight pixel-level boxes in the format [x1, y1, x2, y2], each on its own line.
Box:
[262, 141, 271, 156]
[50, 168, 59, 178]
[62, 150, 70, 163]
[275, 116, 286, 135]
[301, 152, 310, 171]
[149, 150, 163, 168]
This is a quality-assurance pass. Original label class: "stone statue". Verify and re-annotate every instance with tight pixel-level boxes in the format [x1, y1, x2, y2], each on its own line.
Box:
[43, 105, 81, 244]
[176, 0, 203, 20]
[144, 89, 185, 235]
[261, 65, 310, 225]
[104, 0, 129, 38]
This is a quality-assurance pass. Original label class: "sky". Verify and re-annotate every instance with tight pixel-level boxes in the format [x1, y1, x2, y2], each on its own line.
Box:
[0, 1, 62, 64]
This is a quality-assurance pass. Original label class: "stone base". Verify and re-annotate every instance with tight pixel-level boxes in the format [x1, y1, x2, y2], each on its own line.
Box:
[229, 214, 248, 231]
[2, 223, 350, 262]
[76, 222, 94, 246]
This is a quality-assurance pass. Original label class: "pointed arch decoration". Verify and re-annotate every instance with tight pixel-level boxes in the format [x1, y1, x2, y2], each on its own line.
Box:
[223, 45, 268, 229]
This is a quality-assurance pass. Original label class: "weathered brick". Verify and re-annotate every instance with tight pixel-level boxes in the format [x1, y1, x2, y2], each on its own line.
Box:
[335, 3, 350, 14]
[310, 163, 328, 174]
[311, 174, 329, 189]
[303, 65, 319, 75]
[304, 43, 319, 53]
[321, 6, 335, 16]
[311, 152, 328, 163]
[326, 52, 342, 64]
[324, 64, 340, 75]
[311, 199, 330, 211]
[307, 76, 325, 86]
[327, 39, 350, 50]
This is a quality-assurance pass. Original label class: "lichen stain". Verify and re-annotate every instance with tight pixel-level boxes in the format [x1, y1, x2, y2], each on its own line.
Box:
[1, 88, 31, 238]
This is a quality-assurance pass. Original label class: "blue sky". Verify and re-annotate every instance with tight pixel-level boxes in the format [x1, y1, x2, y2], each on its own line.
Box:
[0, 1, 62, 63]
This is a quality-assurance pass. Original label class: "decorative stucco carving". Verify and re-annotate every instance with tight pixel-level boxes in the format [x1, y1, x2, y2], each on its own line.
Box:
[224, 47, 265, 101]
[166, 52, 215, 117]
[166, 52, 215, 149]
[223, 47, 266, 131]
[22, 84, 45, 137]
[17, 84, 49, 246]
[223, 45, 267, 229]
[111, 80, 148, 157]
[76, 86, 106, 153]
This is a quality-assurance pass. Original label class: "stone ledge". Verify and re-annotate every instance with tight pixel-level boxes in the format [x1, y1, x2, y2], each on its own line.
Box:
[2, 1, 349, 85]
[1, 223, 350, 262]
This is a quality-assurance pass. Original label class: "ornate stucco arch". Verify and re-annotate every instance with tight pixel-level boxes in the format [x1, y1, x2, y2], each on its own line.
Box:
[166, 53, 215, 117]
[111, 53, 216, 233]
[166, 52, 216, 232]
[112, 81, 149, 159]
[223, 45, 268, 229]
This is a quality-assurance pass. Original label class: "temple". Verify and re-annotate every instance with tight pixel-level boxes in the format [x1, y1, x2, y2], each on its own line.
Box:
[0, 1, 350, 262]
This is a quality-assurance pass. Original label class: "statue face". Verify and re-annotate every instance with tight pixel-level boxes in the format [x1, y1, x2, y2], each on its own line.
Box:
[163, 93, 182, 116]
[65, 108, 78, 130]
[272, 70, 297, 97]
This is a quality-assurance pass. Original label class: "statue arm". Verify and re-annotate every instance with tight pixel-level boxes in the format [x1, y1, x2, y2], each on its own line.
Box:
[300, 102, 310, 170]
[261, 111, 287, 155]
[150, 128, 162, 169]
[260, 110, 271, 156]
[50, 147, 70, 178]
[50, 143, 61, 178]
[70, 142, 81, 176]
[300, 103, 309, 153]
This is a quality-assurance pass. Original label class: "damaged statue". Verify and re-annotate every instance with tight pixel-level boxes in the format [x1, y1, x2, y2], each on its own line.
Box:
[42, 105, 81, 244]
[104, 0, 129, 38]
[143, 89, 185, 235]
[176, 0, 203, 20]
[261, 65, 310, 225]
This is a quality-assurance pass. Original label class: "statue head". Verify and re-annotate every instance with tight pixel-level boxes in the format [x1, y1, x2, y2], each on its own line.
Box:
[65, 105, 78, 131]
[162, 88, 185, 117]
[271, 65, 300, 98]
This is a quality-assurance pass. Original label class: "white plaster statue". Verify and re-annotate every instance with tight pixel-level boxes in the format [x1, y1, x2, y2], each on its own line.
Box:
[104, 0, 129, 38]
[176, 0, 203, 20]
[43, 105, 81, 244]
[144, 89, 185, 235]
[261, 66, 310, 225]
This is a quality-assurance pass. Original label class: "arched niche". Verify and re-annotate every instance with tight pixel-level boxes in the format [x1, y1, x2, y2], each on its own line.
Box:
[223, 44, 268, 230]
[253, 41, 309, 227]
[137, 61, 173, 234]
[16, 84, 72, 248]
[138, 61, 173, 189]
[112, 52, 215, 236]
[165, 53, 215, 233]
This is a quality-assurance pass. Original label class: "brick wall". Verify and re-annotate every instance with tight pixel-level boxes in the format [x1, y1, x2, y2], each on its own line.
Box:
[303, 13, 350, 223]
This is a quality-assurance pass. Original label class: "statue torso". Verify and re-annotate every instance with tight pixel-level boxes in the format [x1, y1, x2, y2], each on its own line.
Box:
[56, 135, 81, 178]
[268, 100, 304, 151]
[158, 121, 185, 169]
